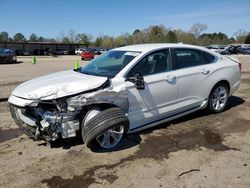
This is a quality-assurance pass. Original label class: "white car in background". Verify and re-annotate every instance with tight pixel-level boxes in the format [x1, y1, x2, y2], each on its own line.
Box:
[210, 45, 229, 55]
[9, 44, 241, 151]
[75, 48, 86, 55]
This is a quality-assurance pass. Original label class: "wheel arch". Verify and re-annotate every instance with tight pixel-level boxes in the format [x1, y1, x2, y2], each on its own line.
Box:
[212, 80, 230, 93]
[207, 79, 231, 100]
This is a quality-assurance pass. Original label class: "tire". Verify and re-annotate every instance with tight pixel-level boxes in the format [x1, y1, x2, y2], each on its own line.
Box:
[81, 107, 129, 151]
[207, 83, 229, 113]
[81, 58, 84, 60]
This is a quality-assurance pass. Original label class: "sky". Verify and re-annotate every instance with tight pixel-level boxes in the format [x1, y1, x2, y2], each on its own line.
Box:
[1, 0, 250, 39]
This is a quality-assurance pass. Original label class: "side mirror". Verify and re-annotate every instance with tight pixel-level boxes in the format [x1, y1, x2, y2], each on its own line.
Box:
[126, 73, 145, 90]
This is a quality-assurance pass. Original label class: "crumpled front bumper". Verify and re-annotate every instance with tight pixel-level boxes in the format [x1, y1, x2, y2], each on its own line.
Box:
[9, 104, 37, 138]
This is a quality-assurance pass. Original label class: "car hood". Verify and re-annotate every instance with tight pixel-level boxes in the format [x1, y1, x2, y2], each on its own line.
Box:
[11, 70, 108, 100]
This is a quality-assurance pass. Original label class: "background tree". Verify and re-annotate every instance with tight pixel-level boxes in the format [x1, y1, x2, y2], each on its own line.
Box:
[174, 29, 196, 44]
[99, 35, 114, 48]
[197, 32, 230, 45]
[190, 23, 208, 39]
[38, 36, 45, 42]
[166, 31, 177, 43]
[56, 31, 65, 42]
[197, 34, 211, 46]
[8, 37, 13, 42]
[133, 29, 141, 36]
[183, 33, 196, 44]
[147, 25, 168, 43]
[228, 37, 236, 44]
[0, 31, 9, 42]
[77, 33, 92, 47]
[29, 33, 38, 42]
[95, 37, 103, 47]
[67, 29, 76, 43]
[43, 38, 56, 43]
[132, 29, 145, 44]
[245, 34, 250, 44]
[62, 37, 70, 43]
[234, 29, 248, 43]
[13, 33, 26, 42]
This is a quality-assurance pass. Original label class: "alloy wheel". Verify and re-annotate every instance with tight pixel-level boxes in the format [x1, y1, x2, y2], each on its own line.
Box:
[96, 125, 124, 149]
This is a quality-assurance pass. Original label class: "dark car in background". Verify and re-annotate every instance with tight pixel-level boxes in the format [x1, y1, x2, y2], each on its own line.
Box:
[43, 48, 53, 56]
[15, 50, 31, 56]
[92, 48, 102, 55]
[53, 49, 69, 55]
[0, 48, 17, 63]
[238, 46, 250, 54]
[227, 45, 240, 55]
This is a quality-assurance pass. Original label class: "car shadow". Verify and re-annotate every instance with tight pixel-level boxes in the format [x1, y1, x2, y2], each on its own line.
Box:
[45, 95, 244, 151]
[49, 136, 83, 149]
[0, 61, 23, 64]
[48, 133, 142, 152]
[13, 61, 23, 64]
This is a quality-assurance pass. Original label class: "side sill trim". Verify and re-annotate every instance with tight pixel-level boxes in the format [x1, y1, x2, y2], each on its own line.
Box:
[130, 105, 200, 131]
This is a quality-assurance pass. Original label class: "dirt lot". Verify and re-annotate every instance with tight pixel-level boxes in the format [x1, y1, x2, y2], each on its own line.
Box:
[0, 55, 250, 188]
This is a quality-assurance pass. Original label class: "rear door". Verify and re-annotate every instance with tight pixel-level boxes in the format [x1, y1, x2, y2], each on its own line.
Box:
[171, 48, 216, 113]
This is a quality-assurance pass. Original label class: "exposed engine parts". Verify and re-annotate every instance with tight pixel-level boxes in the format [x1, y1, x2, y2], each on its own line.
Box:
[34, 102, 80, 141]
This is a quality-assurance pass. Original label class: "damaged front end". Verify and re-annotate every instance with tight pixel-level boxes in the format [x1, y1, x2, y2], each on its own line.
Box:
[10, 99, 81, 142]
[9, 78, 129, 142]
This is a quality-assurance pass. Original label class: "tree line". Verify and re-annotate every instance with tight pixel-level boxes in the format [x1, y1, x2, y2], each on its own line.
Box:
[1, 23, 250, 48]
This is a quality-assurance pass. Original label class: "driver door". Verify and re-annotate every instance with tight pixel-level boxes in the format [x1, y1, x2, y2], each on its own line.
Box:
[125, 49, 178, 131]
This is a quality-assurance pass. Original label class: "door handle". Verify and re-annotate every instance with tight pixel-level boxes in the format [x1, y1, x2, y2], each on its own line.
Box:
[202, 70, 210, 75]
[165, 75, 176, 82]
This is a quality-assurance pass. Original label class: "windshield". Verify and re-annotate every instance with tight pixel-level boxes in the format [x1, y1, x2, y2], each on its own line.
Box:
[80, 50, 140, 78]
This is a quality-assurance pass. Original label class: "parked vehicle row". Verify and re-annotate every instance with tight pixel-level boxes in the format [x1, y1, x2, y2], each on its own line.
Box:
[75, 48, 109, 55]
[13, 48, 108, 56]
[14, 49, 73, 56]
[206, 45, 250, 55]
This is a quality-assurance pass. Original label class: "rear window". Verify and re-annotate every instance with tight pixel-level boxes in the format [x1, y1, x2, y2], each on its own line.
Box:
[173, 48, 216, 69]
[203, 51, 216, 64]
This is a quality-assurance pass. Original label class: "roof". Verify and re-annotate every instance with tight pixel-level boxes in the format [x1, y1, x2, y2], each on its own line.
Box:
[113, 43, 207, 53]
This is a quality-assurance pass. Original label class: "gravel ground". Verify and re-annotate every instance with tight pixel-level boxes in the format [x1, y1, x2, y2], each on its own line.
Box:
[0, 55, 250, 188]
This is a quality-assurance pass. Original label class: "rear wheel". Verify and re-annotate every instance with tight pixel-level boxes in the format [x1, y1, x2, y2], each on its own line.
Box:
[81, 107, 129, 151]
[208, 83, 228, 113]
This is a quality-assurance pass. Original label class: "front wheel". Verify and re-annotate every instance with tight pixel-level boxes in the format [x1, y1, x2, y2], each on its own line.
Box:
[208, 83, 228, 113]
[81, 107, 129, 151]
